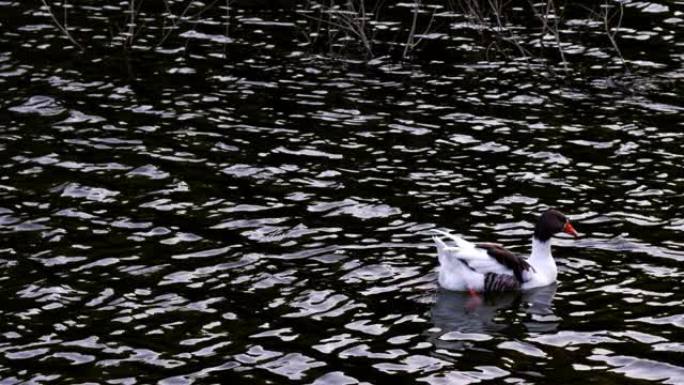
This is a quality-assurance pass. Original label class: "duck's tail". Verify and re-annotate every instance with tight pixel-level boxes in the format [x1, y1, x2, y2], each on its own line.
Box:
[432, 231, 483, 291]
[431, 229, 470, 249]
[432, 230, 469, 268]
[432, 236, 451, 267]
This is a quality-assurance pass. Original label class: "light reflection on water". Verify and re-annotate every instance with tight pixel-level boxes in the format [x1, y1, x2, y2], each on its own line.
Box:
[0, 0, 683, 384]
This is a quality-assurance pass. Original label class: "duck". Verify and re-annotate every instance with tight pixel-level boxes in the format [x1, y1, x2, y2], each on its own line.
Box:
[433, 209, 578, 293]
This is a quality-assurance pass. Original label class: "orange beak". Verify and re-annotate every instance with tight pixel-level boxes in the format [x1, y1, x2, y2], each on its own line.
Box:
[563, 222, 579, 238]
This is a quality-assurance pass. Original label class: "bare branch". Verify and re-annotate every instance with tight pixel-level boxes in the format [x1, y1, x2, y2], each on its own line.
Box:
[40, 0, 84, 51]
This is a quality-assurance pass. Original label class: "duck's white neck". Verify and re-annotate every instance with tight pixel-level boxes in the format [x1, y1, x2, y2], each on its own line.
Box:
[529, 237, 557, 280]
[530, 237, 552, 260]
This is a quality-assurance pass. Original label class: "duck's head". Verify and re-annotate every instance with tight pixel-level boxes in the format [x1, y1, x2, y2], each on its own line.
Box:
[533, 209, 578, 242]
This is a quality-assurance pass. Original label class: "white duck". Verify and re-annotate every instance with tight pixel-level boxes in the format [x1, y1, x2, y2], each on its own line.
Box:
[433, 209, 578, 293]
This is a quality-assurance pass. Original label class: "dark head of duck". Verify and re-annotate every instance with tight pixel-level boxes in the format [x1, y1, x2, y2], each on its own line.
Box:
[534, 209, 578, 242]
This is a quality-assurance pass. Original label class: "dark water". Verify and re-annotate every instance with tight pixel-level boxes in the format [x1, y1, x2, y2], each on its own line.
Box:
[1, 1, 683, 384]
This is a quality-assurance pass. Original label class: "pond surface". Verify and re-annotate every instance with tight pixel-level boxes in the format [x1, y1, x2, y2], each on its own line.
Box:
[0, 1, 683, 384]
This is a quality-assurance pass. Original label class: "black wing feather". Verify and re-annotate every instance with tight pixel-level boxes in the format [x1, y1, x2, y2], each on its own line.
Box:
[484, 272, 521, 292]
[476, 243, 531, 283]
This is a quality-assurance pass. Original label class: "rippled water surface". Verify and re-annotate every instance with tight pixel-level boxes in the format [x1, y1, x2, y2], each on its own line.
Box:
[1, 1, 683, 384]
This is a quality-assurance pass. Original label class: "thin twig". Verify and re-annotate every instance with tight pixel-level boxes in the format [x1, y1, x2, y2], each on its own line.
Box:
[488, 0, 530, 62]
[225, 0, 230, 38]
[526, 0, 567, 72]
[299, 1, 374, 58]
[126, 0, 135, 49]
[413, 6, 436, 48]
[403, 0, 420, 59]
[602, 0, 627, 71]
[40, 0, 84, 51]
[549, 0, 568, 71]
[579, 1, 629, 72]
[155, 0, 219, 48]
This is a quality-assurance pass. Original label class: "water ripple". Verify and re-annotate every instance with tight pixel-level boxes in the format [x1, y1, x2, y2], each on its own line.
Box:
[0, 1, 681, 384]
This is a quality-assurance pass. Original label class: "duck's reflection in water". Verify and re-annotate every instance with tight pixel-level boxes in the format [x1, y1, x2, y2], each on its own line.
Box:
[430, 285, 558, 350]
